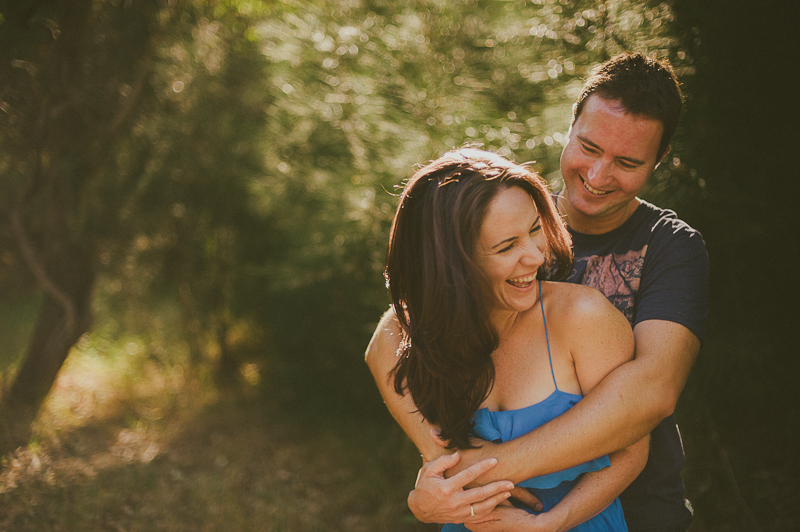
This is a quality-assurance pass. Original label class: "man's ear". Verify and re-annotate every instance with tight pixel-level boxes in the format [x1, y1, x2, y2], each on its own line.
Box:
[655, 144, 672, 169]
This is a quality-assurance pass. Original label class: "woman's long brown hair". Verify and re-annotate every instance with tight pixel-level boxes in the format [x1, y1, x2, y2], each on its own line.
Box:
[385, 148, 572, 449]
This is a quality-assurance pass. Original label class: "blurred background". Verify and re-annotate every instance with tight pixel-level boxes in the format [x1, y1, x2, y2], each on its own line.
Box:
[0, 0, 796, 530]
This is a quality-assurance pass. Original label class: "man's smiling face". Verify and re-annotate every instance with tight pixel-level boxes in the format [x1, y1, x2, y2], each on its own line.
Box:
[558, 94, 665, 234]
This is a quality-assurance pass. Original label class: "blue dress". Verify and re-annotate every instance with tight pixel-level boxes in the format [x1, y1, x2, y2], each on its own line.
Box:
[442, 282, 628, 531]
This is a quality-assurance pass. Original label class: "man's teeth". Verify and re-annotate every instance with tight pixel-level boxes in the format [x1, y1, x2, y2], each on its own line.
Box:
[507, 275, 535, 287]
[583, 179, 611, 195]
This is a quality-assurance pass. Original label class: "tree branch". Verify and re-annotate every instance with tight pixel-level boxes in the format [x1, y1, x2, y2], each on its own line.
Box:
[10, 209, 76, 338]
[106, 46, 154, 135]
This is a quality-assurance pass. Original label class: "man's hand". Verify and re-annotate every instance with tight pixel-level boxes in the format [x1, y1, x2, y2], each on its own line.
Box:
[407, 452, 514, 524]
[465, 506, 561, 532]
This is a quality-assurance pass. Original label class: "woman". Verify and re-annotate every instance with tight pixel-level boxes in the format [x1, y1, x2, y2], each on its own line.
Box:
[383, 148, 649, 531]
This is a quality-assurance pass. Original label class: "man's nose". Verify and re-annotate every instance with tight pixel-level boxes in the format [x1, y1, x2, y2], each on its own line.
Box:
[586, 158, 612, 187]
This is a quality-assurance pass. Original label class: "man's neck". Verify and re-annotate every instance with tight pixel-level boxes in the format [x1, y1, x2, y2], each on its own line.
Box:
[556, 191, 640, 235]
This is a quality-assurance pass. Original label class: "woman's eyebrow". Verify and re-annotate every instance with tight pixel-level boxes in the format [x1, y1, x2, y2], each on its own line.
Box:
[490, 215, 541, 250]
[491, 236, 516, 250]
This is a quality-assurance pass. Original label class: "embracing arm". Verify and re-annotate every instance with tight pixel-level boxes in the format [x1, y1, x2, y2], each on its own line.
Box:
[466, 287, 650, 531]
[466, 220, 710, 483]
[456, 318, 700, 485]
[365, 308, 518, 523]
[467, 435, 649, 532]
[539, 436, 650, 532]
[364, 308, 442, 461]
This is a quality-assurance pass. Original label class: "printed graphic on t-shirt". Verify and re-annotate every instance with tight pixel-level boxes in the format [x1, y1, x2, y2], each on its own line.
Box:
[569, 246, 647, 324]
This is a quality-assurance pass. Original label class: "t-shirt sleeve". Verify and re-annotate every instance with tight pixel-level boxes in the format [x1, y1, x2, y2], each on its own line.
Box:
[634, 219, 710, 342]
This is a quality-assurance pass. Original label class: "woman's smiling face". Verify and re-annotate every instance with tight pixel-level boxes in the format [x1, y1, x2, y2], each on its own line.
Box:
[474, 186, 547, 317]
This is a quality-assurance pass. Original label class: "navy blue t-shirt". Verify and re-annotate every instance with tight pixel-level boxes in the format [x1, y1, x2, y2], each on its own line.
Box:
[564, 199, 709, 531]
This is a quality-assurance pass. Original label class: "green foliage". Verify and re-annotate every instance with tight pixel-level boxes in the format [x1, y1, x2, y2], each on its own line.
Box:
[0, 0, 690, 403]
[2, 1, 797, 528]
[230, 0, 687, 399]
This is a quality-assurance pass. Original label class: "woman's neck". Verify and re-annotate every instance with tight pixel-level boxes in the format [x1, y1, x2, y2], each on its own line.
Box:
[490, 309, 523, 339]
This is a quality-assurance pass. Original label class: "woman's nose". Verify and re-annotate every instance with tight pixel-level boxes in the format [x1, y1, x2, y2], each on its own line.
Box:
[522, 239, 545, 265]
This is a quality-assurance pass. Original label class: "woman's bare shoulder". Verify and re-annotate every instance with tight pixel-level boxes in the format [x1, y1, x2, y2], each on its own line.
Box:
[541, 281, 615, 320]
[542, 282, 634, 394]
[541, 281, 631, 346]
[364, 307, 402, 369]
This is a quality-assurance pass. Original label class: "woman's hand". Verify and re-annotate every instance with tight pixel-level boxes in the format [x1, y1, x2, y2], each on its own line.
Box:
[407, 451, 515, 524]
[429, 431, 544, 513]
[465, 506, 563, 532]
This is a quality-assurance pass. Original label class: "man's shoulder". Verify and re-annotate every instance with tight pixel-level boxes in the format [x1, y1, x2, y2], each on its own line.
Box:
[635, 199, 702, 237]
[641, 202, 708, 257]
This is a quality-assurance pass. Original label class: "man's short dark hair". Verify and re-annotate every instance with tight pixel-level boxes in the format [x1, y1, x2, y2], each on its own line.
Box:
[573, 52, 683, 160]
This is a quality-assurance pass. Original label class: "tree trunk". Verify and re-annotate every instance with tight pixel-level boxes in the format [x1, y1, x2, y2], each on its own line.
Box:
[1, 248, 95, 450]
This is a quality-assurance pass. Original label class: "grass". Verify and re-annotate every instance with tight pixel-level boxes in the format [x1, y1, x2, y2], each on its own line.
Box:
[0, 343, 435, 532]
[1, 331, 797, 531]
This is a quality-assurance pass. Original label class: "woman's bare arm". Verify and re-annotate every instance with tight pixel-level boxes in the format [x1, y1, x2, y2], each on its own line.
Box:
[365, 309, 519, 523]
[364, 309, 442, 461]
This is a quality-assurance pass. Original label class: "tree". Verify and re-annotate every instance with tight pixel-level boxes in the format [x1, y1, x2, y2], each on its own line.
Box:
[0, 0, 269, 444]
[0, 0, 692, 442]
[234, 0, 689, 409]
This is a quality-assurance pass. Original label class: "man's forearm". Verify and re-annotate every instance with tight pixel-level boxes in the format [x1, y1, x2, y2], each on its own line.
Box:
[457, 321, 700, 484]
[467, 358, 658, 484]
[545, 436, 649, 531]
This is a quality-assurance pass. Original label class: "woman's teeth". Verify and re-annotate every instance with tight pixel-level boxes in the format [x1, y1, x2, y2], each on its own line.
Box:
[507, 275, 535, 288]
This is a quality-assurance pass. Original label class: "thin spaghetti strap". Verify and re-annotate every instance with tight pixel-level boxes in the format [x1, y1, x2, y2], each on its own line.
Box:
[539, 280, 559, 391]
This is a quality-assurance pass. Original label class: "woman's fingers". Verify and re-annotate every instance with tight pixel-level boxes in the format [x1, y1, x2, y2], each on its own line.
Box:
[414, 451, 459, 487]
[408, 454, 515, 524]
[468, 485, 513, 517]
[448, 457, 507, 490]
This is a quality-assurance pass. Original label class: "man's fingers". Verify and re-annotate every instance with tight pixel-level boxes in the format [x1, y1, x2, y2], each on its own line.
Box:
[508, 486, 543, 512]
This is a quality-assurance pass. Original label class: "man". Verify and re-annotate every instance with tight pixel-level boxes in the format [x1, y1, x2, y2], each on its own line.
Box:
[366, 52, 709, 532]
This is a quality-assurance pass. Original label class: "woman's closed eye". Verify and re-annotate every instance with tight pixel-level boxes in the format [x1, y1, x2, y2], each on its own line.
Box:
[497, 241, 515, 254]
[496, 222, 541, 254]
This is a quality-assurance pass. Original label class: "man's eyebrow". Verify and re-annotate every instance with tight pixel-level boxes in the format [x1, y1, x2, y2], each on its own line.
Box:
[577, 135, 646, 166]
